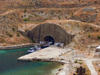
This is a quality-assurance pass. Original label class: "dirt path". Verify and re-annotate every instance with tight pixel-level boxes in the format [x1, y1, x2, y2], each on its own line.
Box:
[0, 10, 16, 15]
[83, 58, 100, 75]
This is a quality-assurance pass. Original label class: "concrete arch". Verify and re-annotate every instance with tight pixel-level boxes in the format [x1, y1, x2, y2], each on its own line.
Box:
[42, 34, 55, 41]
[26, 23, 74, 45]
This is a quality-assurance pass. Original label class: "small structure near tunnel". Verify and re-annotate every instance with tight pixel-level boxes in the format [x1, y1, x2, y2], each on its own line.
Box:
[94, 46, 100, 58]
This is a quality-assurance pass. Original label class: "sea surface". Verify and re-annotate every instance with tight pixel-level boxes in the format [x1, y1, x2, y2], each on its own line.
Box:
[0, 48, 61, 75]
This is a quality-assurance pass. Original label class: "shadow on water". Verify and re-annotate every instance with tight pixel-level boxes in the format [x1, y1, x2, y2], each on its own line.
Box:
[0, 47, 61, 75]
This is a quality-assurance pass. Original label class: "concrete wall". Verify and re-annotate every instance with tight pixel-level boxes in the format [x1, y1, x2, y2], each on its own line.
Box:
[23, 23, 74, 45]
[0, 43, 40, 50]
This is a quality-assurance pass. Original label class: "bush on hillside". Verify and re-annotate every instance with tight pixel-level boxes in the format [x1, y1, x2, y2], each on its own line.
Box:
[9, 33, 13, 37]
[74, 60, 78, 63]
[17, 32, 20, 37]
[97, 35, 100, 39]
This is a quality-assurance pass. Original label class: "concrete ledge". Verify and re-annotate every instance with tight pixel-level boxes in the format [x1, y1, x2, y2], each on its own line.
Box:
[18, 57, 66, 64]
[0, 43, 40, 50]
[17, 46, 68, 64]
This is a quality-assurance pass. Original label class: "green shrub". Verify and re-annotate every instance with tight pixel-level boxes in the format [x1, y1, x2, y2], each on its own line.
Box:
[58, 10, 61, 12]
[23, 18, 28, 21]
[29, 15, 32, 17]
[32, 40, 35, 43]
[97, 29, 99, 32]
[65, 16, 67, 18]
[9, 33, 13, 37]
[34, 13, 37, 17]
[17, 33, 20, 37]
[90, 27, 93, 30]
[74, 60, 78, 63]
[12, 27, 15, 31]
[97, 35, 100, 39]
[96, 11, 98, 13]
[71, 12, 74, 17]
[24, 9, 27, 13]
[79, 62, 83, 65]
[88, 34, 90, 38]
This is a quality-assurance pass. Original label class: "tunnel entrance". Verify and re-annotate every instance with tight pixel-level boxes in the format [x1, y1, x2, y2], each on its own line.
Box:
[43, 36, 55, 45]
[26, 23, 75, 45]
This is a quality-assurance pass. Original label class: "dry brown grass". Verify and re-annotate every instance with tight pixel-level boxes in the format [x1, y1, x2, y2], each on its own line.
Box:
[0, 37, 5, 43]
[70, 60, 91, 75]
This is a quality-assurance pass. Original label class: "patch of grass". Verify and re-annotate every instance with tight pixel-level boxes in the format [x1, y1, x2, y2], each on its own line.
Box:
[0, 37, 5, 43]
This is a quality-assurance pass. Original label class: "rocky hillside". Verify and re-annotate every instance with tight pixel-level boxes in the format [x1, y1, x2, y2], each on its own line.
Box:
[0, 0, 99, 14]
[0, 0, 100, 47]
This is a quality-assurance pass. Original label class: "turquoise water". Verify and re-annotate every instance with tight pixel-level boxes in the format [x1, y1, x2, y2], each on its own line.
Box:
[0, 48, 61, 75]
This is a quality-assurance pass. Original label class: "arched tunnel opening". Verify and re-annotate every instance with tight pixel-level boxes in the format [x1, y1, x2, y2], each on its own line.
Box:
[43, 36, 55, 45]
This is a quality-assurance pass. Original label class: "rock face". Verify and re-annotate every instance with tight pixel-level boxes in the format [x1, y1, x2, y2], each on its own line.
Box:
[71, 14, 97, 23]
[21, 23, 74, 45]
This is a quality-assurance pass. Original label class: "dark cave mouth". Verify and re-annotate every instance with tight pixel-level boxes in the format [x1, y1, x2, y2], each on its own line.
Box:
[43, 36, 55, 45]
